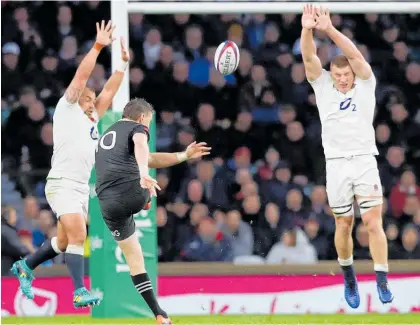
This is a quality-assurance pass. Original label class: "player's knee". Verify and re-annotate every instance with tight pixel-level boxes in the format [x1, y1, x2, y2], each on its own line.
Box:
[334, 215, 353, 236]
[59, 213, 87, 245]
[335, 221, 352, 237]
[361, 207, 384, 236]
[66, 228, 87, 245]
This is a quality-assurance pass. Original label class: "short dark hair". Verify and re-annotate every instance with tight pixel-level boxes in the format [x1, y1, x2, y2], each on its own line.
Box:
[122, 98, 154, 120]
[330, 55, 350, 68]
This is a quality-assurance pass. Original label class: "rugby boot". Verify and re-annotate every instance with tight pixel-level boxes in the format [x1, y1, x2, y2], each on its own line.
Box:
[11, 260, 35, 299]
[73, 287, 100, 308]
[344, 279, 360, 309]
[156, 315, 172, 324]
[377, 282, 394, 304]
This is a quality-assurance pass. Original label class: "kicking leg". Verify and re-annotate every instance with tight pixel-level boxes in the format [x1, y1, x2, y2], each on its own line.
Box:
[333, 206, 360, 309]
[60, 213, 99, 308]
[358, 197, 393, 304]
[118, 233, 171, 324]
[12, 220, 67, 299]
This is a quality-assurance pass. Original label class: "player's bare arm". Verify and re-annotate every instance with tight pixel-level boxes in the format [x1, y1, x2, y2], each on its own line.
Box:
[148, 142, 211, 169]
[315, 6, 372, 80]
[300, 4, 322, 82]
[95, 37, 130, 118]
[65, 20, 116, 104]
[133, 132, 160, 197]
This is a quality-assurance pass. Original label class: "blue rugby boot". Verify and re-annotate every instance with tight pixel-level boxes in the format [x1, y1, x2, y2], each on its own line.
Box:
[344, 279, 360, 309]
[377, 282, 394, 304]
[73, 287, 100, 308]
[11, 260, 35, 299]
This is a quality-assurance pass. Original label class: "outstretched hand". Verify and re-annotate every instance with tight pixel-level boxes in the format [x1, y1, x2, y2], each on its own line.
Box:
[96, 20, 116, 46]
[301, 4, 317, 30]
[185, 141, 212, 160]
[314, 6, 332, 32]
[140, 174, 161, 198]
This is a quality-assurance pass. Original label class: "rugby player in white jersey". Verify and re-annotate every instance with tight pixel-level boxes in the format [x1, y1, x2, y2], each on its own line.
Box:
[300, 5, 393, 308]
[12, 20, 130, 308]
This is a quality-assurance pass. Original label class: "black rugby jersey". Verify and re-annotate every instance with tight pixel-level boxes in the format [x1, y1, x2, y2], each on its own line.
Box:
[95, 120, 149, 196]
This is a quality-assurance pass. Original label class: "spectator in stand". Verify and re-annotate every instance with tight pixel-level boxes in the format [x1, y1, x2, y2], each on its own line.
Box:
[175, 203, 208, 254]
[180, 217, 233, 262]
[223, 210, 254, 258]
[401, 225, 420, 259]
[254, 202, 287, 258]
[379, 146, 407, 195]
[389, 170, 420, 218]
[266, 226, 317, 264]
[1, 206, 31, 275]
[156, 206, 176, 262]
[354, 223, 371, 260]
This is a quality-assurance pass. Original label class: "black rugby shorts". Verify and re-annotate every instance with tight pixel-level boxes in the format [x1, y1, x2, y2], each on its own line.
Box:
[98, 182, 150, 241]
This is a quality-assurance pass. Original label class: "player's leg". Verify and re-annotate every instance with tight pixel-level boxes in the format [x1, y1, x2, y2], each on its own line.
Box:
[354, 156, 393, 303]
[59, 212, 100, 307]
[100, 196, 170, 324]
[12, 181, 70, 299]
[118, 234, 170, 324]
[327, 158, 360, 308]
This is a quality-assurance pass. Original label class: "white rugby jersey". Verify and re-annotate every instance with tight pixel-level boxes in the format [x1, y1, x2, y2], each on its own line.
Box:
[309, 69, 379, 159]
[47, 96, 99, 184]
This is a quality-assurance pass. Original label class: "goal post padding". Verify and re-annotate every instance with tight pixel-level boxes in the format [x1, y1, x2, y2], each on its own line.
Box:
[89, 1, 420, 319]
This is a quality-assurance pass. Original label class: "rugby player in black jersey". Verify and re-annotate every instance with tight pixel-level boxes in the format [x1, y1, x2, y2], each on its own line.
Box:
[95, 98, 210, 324]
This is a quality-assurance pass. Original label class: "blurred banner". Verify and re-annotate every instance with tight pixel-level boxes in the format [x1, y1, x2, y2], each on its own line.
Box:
[158, 274, 420, 315]
[128, 0, 420, 2]
[88, 111, 158, 319]
[2, 277, 91, 317]
[3, 274, 420, 317]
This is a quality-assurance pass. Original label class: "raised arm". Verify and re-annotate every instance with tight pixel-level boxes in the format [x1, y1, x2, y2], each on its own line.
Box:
[300, 4, 322, 81]
[65, 20, 116, 104]
[315, 6, 372, 80]
[95, 37, 130, 118]
[148, 142, 211, 169]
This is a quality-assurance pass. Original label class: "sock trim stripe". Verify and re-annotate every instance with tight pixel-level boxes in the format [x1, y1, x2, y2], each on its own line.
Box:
[51, 237, 63, 254]
[135, 281, 152, 290]
[137, 285, 153, 294]
[338, 256, 354, 266]
[66, 244, 84, 255]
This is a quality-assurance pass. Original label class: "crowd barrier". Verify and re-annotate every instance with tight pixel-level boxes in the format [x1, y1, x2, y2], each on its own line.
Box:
[2, 261, 419, 317]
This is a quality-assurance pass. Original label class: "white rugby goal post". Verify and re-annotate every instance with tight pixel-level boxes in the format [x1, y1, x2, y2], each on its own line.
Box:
[110, 1, 420, 112]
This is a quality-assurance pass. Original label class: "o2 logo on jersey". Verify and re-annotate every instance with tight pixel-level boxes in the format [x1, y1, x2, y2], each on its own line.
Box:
[339, 98, 357, 112]
[90, 126, 99, 140]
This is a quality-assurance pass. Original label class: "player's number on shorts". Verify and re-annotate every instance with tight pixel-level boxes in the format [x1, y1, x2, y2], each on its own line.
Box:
[339, 98, 357, 112]
[98, 131, 116, 151]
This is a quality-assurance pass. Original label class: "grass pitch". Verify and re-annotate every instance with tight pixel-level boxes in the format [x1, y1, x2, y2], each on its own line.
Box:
[2, 314, 419, 324]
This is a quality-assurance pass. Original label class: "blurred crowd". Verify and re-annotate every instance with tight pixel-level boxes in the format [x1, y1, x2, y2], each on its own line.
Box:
[1, 2, 420, 272]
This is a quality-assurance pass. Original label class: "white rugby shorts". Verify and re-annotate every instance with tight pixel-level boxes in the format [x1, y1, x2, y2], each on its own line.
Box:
[326, 155, 383, 212]
[45, 178, 90, 219]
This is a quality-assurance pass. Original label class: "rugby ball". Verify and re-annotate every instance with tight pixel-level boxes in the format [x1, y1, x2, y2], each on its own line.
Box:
[214, 41, 240, 75]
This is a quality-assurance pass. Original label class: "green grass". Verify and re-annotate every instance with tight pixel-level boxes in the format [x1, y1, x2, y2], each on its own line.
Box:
[2, 314, 419, 324]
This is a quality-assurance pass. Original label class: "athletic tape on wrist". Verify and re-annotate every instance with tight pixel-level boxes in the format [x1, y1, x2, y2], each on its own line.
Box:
[93, 42, 104, 51]
[176, 152, 188, 162]
[117, 61, 129, 72]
